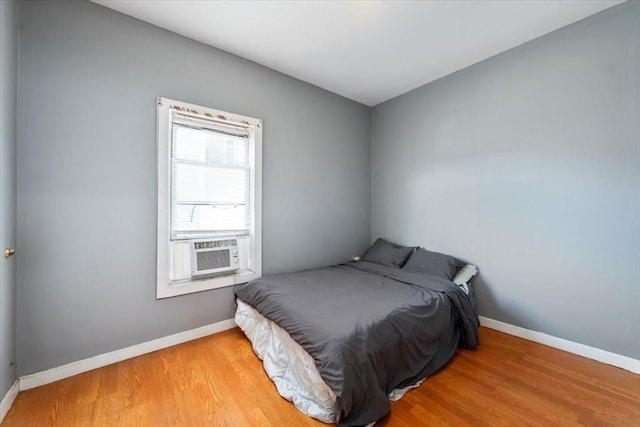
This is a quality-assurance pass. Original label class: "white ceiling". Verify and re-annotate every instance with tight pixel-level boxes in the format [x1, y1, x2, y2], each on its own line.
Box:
[93, 0, 623, 106]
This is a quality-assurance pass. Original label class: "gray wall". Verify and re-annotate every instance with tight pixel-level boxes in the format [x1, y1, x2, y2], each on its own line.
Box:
[16, 0, 639, 377]
[17, 1, 371, 375]
[0, 0, 18, 395]
[372, 2, 639, 359]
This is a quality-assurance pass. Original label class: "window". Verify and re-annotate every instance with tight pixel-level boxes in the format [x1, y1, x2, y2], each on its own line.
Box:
[156, 97, 262, 298]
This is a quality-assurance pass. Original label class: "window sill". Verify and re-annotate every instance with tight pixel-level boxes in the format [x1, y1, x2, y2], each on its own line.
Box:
[156, 270, 259, 299]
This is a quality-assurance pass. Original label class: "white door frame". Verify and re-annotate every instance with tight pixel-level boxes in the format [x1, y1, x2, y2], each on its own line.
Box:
[0, 0, 18, 403]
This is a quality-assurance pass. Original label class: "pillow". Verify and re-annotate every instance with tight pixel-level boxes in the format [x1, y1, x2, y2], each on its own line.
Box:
[453, 264, 478, 286]
[403, 248, 463, 280]
[361, 238, 416, 268]
[453, 264, 478, 295]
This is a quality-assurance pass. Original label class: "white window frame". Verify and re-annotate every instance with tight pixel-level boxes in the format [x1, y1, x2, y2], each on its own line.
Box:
[156, 97, 262, 299]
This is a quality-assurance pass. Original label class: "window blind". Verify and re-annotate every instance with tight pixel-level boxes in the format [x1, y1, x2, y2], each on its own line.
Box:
[170, 116, 251, 240]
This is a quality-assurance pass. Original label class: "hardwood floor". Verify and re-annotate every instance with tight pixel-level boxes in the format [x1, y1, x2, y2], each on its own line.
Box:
[3, 327, 639, 426]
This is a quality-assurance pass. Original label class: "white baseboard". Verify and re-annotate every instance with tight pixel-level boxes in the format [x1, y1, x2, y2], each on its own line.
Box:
[20, 318, 236, 391]
[0, 380, 19, 422]
[479, 316, 640, 374]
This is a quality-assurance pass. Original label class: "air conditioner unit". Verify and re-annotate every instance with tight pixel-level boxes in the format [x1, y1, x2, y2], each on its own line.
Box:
[190, 238, 240, 278]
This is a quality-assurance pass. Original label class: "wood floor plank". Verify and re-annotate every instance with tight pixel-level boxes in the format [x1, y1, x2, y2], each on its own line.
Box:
[3, 327, 638, 426]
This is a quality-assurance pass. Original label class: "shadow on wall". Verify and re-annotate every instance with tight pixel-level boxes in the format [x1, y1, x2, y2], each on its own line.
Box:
[469, 274, 493, 319]
[471, 273, 540, 332]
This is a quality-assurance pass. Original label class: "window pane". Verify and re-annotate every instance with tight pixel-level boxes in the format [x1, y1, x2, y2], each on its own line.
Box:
[173, 162, 248, 204]
[170, 122, 251, 237]
[172, 125, 247, 166]
[173, 204, 247, 234]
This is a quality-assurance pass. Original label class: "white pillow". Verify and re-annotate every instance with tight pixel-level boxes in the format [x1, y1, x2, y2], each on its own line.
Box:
[453, 264, 478, 294]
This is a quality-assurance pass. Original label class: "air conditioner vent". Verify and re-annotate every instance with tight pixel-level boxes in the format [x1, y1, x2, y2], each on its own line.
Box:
[190, 238, 239, 278]
[197, 250, 230, 272]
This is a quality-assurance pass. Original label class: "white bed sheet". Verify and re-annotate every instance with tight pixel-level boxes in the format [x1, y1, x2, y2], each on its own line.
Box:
[235, 298, 338, 422]
[234, 299, 423, 425]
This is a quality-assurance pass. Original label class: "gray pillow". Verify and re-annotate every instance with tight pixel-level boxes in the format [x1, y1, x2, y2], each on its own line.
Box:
[362, 238, 416, 268]
[403, 248, 463, 280]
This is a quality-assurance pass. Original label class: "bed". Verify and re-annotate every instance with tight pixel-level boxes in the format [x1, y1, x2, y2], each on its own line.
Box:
[233, 239, 480, 426]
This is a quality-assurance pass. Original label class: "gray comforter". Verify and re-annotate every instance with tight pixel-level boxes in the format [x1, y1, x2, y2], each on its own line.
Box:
[234, 261, 480, 426]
